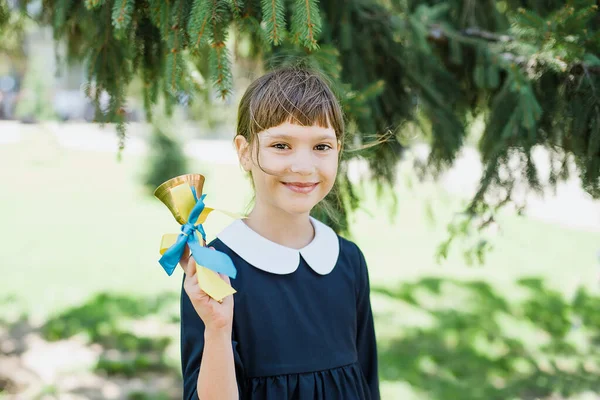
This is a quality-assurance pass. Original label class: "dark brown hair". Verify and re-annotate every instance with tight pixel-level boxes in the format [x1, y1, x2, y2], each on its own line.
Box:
[236, 66, 345, 153]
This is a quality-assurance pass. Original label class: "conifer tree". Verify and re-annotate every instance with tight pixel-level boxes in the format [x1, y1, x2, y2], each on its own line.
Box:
[2, 0, 599, 255]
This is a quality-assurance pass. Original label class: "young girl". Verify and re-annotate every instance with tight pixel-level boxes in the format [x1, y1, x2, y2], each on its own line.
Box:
[179, 67, 380, 400]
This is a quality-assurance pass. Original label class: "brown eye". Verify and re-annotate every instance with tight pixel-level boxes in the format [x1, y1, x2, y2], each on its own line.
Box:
[315, 144, 332, 151]
[273, 143, 289, 150]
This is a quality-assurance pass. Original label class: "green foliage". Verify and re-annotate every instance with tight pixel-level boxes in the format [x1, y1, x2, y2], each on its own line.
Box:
[226, 0, 244, 21]
[375, 277, 600, 399]
[96, 354, 170, 377]
[187, 0, 212, 49]
[128, 392, 171, 400]
[261, 0, 286, 45]
[112, 0, 135, 38]
[0, 1, 8, 27]
[290, 0, 321, 50]
[85, 0, 106, 9]
[41, 292, 179, 377]
[41, 292, 177, 341]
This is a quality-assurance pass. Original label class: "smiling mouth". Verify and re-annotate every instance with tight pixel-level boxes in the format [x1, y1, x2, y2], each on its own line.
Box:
[282, 182, 320, 194]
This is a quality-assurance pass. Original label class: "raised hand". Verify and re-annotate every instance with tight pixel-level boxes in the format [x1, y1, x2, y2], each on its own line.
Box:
[179, 244, 234, 333]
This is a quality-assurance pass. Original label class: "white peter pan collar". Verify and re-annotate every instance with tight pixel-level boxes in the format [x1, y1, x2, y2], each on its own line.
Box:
[216, 216, 340, 275]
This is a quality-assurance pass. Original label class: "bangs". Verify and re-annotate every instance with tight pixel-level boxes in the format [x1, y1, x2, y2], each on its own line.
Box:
[245, 68, 344, 141]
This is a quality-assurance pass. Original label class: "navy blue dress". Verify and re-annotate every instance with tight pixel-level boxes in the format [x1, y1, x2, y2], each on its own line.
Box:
[180, 222, 380, 400]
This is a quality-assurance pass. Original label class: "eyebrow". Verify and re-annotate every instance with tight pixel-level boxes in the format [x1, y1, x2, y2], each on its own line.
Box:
[264, 133, 337, 142]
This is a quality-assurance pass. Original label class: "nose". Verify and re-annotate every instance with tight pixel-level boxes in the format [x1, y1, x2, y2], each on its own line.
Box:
[289, 151, 316, 175]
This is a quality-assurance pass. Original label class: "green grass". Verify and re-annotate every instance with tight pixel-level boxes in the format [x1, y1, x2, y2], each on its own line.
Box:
[1, 124, 600, 399]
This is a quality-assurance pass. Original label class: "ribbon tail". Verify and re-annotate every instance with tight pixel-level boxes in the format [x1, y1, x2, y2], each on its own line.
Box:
[158, 233, 188, 276]
[188, 239, 237, 279]
[207, 207, 246, 221]
[196, 265, 237, 302]
[187, 193, 206, 225]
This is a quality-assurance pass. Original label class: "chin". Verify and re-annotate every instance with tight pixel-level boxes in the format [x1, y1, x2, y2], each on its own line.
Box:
[278, 200, 319, 216]
[282, 205, 315, 216]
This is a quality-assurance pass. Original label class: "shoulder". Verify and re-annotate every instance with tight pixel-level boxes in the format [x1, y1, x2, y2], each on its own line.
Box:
[337, 235, 366, 266]
[336, 236, 372, 296]
[309, 217, 366, 270]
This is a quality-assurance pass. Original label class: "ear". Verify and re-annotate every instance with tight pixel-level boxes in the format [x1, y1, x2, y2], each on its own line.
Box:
[234, 135, 251, 171]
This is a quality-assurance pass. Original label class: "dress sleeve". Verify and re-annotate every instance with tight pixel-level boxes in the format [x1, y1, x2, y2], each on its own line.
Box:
[356, 247, 381, 400]
[180, 276, 245, 400]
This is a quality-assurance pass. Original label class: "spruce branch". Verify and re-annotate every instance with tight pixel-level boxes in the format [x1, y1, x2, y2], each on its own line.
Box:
[165, 0, 187, 95]
[426, 24, 600, 75]
[261, 0, 286, 45]
[207, 0, 233, 98]
[227, 0, 244, 19]
[85, 0, 105, 9]
[112, 0, 134, 32]
[291, 0, 321, 50]
[188, 0, 211, 49]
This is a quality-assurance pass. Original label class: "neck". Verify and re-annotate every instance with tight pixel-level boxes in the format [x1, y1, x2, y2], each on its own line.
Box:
[244, 203, 314, 250]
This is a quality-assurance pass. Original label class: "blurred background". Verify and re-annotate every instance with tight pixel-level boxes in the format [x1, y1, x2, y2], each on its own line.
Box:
[1, 0, 600, 399]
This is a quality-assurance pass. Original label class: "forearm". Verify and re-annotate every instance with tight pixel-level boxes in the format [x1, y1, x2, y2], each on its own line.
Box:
[197, 328, 239, 400]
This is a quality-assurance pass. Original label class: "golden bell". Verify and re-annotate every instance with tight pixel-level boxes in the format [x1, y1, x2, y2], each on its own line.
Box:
[154, 173, 206, 225]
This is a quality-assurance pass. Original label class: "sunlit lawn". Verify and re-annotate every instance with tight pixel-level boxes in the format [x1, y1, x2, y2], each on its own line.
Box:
[1, 124, 599, 399]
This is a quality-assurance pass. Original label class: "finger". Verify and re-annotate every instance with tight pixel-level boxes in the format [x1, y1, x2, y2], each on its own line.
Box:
[183, 272, 195, 293]
[184, 269, 206, 296]
[185, 282, 210, 303]
[184, 255, 197, 277]
[178, 245, 191, 270]
[179, 256, 190, 272]
[188, 274, 213, 301]
[209, 246, 215, 251]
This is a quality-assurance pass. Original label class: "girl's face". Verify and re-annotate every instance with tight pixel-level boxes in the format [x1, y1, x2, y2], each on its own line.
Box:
[235, 121, 340, 217]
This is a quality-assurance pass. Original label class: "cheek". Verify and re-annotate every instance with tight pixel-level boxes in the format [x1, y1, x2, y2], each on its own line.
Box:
[249, 166, 281, 191]
[255, 151, 289, 174]
[320, 157, 339, 180]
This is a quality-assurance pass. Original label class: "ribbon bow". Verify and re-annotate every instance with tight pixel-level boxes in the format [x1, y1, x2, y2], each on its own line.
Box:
[157, 184, 238, 302]
[159, 187, 237, 279]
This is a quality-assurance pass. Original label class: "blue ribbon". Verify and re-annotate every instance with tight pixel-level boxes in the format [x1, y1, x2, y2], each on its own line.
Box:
[158, 187, 237, 279]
